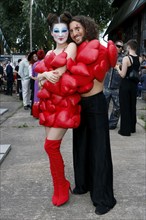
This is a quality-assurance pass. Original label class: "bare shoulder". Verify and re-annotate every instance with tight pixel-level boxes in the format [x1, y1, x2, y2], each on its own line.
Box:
[65, 42, 77, 59]
[123, 56, 131, 66]
[123, 56, 129, 62]
[139, 56, 142, 63]
[67, 42, 77, 49]
[65, 42, 77, 53]
[68, 42, 76, 46]
[46, 50, 53, 55]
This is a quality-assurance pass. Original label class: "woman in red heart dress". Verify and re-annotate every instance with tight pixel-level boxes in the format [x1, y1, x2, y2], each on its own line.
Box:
[34, 12, 81, 207]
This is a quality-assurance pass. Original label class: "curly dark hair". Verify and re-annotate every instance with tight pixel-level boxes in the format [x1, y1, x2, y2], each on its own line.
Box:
[70, 15, 99, 40]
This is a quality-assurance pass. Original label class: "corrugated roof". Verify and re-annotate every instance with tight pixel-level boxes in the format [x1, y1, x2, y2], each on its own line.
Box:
[103, 0, 146, 37]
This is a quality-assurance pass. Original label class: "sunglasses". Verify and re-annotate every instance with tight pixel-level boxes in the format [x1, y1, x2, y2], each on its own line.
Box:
[116, 45, 123, 48]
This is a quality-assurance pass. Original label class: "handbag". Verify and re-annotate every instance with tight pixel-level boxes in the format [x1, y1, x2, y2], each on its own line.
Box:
[128, 69, 140, 83]
[127, 56, 140, 83]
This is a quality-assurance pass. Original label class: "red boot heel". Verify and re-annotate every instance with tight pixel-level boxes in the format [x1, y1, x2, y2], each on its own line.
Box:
[56, 180, 71, 206]
[53, 180, 72, 206]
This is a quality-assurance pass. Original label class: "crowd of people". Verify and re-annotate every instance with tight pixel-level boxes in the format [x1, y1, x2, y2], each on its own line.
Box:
[0, 49, 46, 117]
[0, 11, 146, 216]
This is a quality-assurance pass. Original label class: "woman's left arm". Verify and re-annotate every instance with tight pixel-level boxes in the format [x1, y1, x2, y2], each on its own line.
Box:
[41, 42, 77, 84]
[53, 42, 77, 77]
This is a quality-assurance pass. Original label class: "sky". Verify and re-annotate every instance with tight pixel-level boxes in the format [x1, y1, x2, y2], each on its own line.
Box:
[99, 31, 108, 47]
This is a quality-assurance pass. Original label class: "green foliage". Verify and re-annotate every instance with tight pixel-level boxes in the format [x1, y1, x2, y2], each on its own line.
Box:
[0, 0, 114, 53]
[0, 0, 24, 53]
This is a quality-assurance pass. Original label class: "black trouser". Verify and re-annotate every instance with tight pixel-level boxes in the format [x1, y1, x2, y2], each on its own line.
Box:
[119, 79, 137, 135]
[17, 79, 22, 93]
[6, 79, 13, 95]
[17, 79, 23, 100]
[73, 92, 116, 209]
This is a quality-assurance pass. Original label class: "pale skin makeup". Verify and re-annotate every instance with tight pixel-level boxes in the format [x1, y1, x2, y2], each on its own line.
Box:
[51, 23, 69, 45]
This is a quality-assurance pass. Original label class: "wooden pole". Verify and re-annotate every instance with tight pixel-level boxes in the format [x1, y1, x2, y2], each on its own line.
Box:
[30, 0, 33, 51]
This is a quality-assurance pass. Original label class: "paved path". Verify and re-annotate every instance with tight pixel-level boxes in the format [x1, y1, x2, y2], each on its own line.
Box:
[0, 93, 145, 220]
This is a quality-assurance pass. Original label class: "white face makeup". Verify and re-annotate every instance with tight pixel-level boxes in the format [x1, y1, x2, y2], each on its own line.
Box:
[51, 23, 69, 44]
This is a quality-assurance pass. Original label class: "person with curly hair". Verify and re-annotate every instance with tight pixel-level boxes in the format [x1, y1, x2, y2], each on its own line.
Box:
[68, 14, 117, 215]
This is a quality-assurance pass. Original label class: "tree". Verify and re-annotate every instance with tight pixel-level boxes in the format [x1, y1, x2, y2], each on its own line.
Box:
[0, 0, 24, 53]
[0, 0, 114, 53]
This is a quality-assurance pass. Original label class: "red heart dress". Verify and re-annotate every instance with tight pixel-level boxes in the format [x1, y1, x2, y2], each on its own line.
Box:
[34, 40, 117, 128]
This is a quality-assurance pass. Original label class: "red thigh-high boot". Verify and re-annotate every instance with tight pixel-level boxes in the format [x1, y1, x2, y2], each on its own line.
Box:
[44, 138, 71, 206]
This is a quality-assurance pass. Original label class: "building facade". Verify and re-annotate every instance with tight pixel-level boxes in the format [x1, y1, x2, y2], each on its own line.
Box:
[104, 0, 146, 55]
